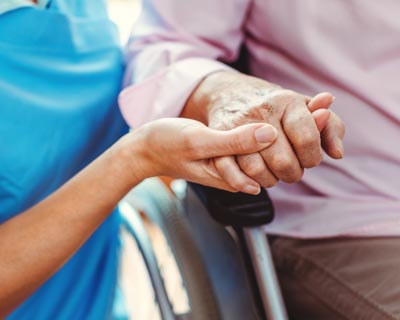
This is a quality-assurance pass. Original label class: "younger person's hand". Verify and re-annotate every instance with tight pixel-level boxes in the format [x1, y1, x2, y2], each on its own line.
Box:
[126, 118, 278, 194]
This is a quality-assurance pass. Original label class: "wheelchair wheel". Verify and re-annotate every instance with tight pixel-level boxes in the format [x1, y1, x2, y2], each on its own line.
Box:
[123, 178, 221, 320]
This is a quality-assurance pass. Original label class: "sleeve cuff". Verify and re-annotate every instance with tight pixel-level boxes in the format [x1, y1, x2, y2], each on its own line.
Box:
[118, 57, 233, 128]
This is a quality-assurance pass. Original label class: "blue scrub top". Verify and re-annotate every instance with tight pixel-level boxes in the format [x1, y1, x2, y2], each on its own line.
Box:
[0, 1, 129, 319]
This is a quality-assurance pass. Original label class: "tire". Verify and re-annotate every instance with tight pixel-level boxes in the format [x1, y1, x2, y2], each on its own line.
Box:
[125, 178, 221, 320]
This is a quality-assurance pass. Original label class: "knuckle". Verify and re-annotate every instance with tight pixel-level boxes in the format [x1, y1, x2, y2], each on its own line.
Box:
[290, 131, 322, 169]
[240, 156, 265, 177]
[303, 152, 323, 169]
[282, 168, 304, 183]
[248, 164, 266, 177]
[284, 114, 312, 137]
[272, 90, 303, 108]
[296, 132, 319, 150]
[261, 179, 278, 188]
[303, 160, 320, 170]
[272, 155, 294, 173]
[271, 155, 303, 183]
[215, 158, 230, 172]
[229, 134, 245, 154]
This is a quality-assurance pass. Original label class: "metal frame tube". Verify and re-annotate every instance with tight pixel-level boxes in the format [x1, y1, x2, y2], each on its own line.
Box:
[119, 201, 176, 320]
[243, 227, 288, 320]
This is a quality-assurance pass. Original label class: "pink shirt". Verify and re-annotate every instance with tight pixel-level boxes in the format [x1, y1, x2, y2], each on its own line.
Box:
[120, 0, 400, 238]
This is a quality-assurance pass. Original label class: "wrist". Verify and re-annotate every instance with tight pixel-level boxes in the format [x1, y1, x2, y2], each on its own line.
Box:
[112, 131, 154, 186]
[182, 70, 237, 125]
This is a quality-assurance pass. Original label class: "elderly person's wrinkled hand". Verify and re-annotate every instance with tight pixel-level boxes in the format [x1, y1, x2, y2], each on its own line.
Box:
[182, 71, 345, 189]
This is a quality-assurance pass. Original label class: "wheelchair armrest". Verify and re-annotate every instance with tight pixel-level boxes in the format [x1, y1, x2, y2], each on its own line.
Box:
[189, 183, 274, 228]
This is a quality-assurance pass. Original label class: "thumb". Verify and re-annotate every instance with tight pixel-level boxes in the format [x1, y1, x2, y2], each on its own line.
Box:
[199, 123, 278, 158]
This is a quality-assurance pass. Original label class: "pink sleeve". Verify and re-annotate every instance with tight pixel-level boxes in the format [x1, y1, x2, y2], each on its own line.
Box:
[119, 0, 250, 128]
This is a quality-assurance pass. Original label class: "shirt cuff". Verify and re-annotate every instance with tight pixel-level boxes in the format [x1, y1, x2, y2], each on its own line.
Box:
[118, 57, 232, 128]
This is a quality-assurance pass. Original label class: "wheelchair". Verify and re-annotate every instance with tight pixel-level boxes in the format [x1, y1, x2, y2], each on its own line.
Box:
[120, 177, 287, 320]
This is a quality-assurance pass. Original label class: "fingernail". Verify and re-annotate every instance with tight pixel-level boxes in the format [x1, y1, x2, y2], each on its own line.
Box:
[243, 185, 261, 195]
[336, 139, 344, 158]
[255, 125, 278, 143]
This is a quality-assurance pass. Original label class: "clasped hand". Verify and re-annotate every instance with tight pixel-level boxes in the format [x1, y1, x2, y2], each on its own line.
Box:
[181, 71, 345, 193]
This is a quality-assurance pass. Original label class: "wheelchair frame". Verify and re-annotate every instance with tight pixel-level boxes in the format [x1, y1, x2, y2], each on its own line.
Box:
[121, 178, 287, 320]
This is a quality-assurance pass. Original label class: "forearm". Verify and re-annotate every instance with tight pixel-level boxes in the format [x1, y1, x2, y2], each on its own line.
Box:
[120, 0, 250, 129]
[0, 115, 283, 316]
[0, 133, 146, 316]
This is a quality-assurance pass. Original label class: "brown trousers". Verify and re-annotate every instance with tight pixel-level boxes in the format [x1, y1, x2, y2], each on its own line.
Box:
[270, 237, 400, 320]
